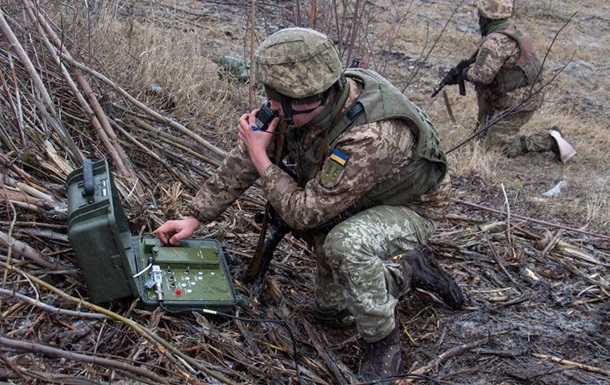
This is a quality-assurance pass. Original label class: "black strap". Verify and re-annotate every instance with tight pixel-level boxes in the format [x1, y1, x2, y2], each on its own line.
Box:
[346, 102, 364, 122]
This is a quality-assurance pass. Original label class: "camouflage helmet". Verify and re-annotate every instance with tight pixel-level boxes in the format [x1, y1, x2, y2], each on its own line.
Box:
[254, 27, 342, 99]
[477, 0, 513, 19]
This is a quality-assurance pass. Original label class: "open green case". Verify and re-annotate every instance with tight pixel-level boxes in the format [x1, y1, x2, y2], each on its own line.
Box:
[66, 159, 237, 313]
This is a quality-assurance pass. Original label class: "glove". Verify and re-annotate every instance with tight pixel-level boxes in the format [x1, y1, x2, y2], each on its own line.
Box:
[443, 67, 460, 85]
[460, 67, 470, 81]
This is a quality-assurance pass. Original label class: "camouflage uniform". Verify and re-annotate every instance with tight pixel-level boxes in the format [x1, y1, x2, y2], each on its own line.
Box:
[466, 21, 554, 157]
[190, 73, 452, 342]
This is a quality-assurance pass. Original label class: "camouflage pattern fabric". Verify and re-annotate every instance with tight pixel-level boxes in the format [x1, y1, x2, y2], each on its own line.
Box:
[477, 0, 513, 20]
[467, 23, 551, 155]
[190, 77, 452, 342]
[261, 77, 451, 229]
[468, 25, 544, 113]
[312, 205, 438, 342]
[480, 110, 554, 156]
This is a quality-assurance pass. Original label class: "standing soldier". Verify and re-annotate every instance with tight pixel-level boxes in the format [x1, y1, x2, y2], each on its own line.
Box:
[448, 0, 575, 161]
[155, 27, 464, 381]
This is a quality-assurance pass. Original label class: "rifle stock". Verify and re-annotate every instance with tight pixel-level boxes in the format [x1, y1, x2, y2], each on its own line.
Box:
[245, 203, 291, 285]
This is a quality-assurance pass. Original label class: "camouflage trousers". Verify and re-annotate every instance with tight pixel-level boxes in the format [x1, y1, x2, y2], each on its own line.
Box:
[480, 109, 554, 157]
[311, 205, 437, 342]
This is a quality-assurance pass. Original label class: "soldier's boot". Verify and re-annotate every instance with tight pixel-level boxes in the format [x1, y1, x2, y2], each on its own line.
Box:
[548, 127, 576, 162]
[359, 323, 402, 381]
[399, 245, 464, 309]
[311, 303, 355, 328]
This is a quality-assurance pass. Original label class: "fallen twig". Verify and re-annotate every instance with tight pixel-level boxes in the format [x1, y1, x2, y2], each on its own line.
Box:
[453, 198, 610, 241]
[532, 353, 610, 377]
[0, 288, 108, 319]
[397, 336, 489, 382]
[0, 231, 62, 270]
[0, 334, 171, 384]
[0, 261, 238, 385]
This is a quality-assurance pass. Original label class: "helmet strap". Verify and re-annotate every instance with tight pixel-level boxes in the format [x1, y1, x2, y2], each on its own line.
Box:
[280, 97, 294, 125]
[280, 87, 332, 126]
[307, 79, 350, 129]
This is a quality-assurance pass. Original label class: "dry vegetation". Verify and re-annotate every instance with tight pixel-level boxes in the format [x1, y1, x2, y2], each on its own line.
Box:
[0, 1, 609, 384]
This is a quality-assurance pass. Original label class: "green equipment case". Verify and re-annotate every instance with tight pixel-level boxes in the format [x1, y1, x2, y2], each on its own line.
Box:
[66, 159, 237, 313]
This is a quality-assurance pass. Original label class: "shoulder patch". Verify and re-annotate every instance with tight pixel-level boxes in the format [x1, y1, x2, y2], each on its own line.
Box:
[329, 149, 349, 165]
[320, 149, 349, 188]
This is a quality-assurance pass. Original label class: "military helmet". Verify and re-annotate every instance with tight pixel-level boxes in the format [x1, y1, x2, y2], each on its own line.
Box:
[477, 0, 513, 19]
[254, 27, 342, 99]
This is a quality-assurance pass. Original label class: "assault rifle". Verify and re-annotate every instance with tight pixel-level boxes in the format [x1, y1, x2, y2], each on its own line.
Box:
[431, 55, 476, 98]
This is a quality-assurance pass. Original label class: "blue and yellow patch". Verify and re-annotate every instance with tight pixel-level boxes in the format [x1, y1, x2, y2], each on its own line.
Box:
[330, 149, 349, 166]
[320, 149, 349, 188]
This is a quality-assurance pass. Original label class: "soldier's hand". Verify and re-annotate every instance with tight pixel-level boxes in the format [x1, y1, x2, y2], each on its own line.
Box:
[154, 216, 200, 246]
[443, 67, 461, 85]
[460, 67, 470, 81]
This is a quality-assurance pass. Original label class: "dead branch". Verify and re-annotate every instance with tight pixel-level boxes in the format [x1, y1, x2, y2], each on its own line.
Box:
[0, 262, 240, 385]
[398, 336, 489, 382]
[0, 288, 108, 319]
[0, 231, 62, 270]
[61, 54, 228, 160]
[532, 353, 610, 377]
[0, 8, 82, 161]
[0, 334, 172, 385]
[453, 198, 610, 241]
[23, 0, 141, 194]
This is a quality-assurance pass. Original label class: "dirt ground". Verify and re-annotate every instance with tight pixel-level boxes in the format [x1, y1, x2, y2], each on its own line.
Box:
[0, 1, 609, 385]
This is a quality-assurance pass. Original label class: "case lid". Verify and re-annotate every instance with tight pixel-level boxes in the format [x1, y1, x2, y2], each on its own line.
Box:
[66, 159, 139, 303]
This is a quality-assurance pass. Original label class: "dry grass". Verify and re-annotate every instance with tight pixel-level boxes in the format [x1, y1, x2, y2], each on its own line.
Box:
[43, 0, 253, 148]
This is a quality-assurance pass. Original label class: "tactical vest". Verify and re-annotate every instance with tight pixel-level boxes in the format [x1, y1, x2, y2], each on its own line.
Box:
[286, 68, 447, 210]
[491, 25, 543, 93]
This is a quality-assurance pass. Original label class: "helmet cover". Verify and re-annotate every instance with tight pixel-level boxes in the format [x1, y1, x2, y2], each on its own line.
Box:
[477, 0, 513, 19]
[254, 27, 342, 99]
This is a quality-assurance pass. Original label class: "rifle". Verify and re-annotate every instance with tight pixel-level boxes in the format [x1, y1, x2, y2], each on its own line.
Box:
[244, 121, 291, 294]
[431, 55, 477, 98]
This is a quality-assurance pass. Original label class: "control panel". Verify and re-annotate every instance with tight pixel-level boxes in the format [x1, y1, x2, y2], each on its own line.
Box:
[136, 236, 236, 308]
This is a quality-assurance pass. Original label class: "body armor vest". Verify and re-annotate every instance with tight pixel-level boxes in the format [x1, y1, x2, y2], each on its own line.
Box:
[287, 68, 447, 211]
[491, 25, 543, 93]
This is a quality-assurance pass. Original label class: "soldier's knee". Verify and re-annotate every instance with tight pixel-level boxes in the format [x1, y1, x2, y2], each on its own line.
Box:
[323, 230, 359, 268]
[324, 222, 379, 268]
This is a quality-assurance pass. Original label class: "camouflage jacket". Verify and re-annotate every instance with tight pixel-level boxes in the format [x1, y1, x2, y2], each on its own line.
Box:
[190, 77, 452, 231]
[467, 22, 545, 112]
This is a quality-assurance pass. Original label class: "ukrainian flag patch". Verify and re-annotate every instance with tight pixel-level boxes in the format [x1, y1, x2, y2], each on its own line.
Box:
[320, 148, 349, 188]
[330, 149, 349, 166]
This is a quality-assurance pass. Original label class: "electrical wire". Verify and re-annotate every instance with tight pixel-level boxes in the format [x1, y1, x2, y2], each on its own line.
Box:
[201, 308, 305, 384]
[132, 262, 152, 278]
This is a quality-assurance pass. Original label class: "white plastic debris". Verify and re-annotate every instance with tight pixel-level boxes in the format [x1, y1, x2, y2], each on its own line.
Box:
[542, 180, 567, 198]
